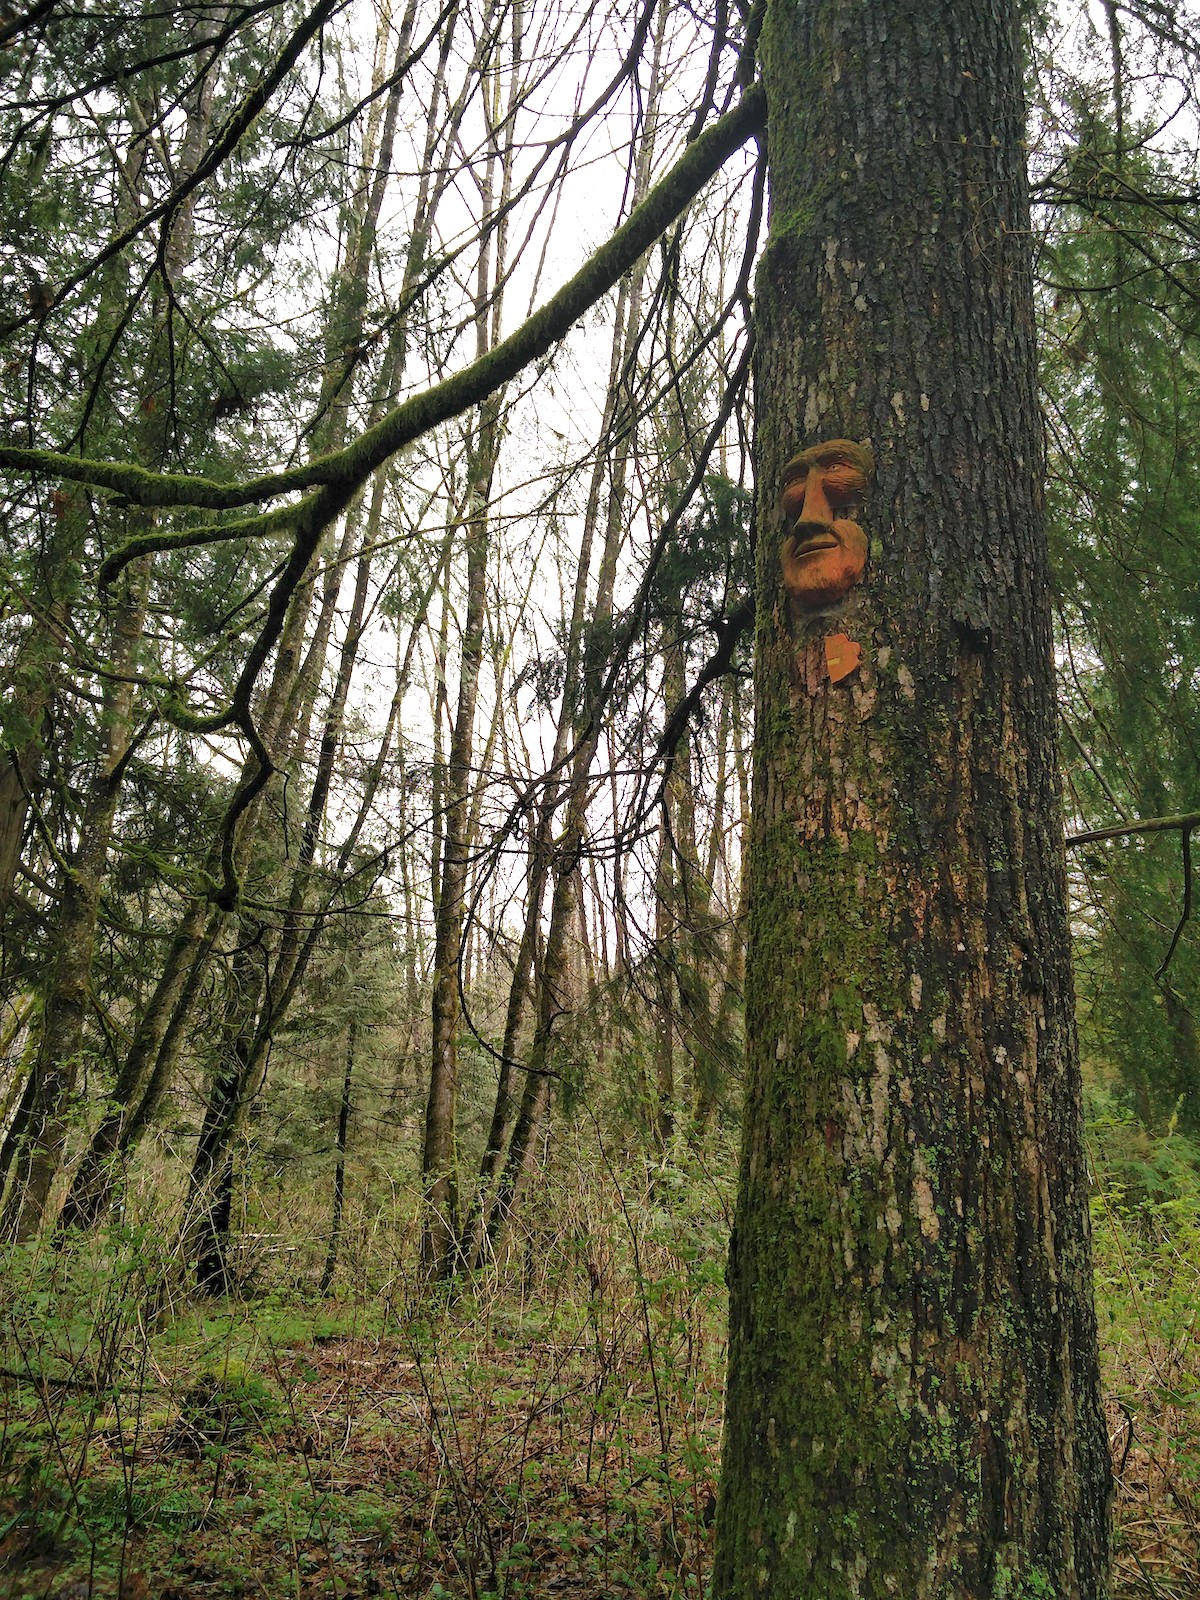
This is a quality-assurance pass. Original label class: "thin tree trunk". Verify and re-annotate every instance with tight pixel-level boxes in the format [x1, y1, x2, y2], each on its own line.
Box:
[652, 813, 676, 1149]
[1, 45, 223, 1236]
[423, 410, 500, 1271]
[56, 900, 217, 1230]
[691, 678, 733, 1136]
[320, 1016, 357, 1297]
[0, 106, 153, 940]
[484, 843, 580, 1250]
[422, 5, 521, 1273]
[178, 0, 447, 1282]
[189, 939, 262, 1295]
[0, 1048, 38, 1198]
[1, 565, 150, 1239]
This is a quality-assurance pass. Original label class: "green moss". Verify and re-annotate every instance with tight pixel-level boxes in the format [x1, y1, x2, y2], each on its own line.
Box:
[180, 1359, 281, 1440]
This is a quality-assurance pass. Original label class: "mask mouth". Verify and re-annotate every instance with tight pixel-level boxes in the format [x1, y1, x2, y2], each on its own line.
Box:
[795, 531, 840, 555]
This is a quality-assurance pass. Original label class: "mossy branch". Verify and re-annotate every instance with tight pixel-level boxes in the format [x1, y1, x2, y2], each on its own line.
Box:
[0, 447, 300, 509]
[97, 501, 306, 590]
[0, 83, 766, 517]
[1066, 810, 1200, 845]
[275, 80, 761, 493]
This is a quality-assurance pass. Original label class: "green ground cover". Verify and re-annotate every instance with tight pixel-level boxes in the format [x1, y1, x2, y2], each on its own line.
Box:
[1, 1109, 1197, 1599]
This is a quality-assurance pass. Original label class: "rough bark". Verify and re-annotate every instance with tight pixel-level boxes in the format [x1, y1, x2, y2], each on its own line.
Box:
[714, 3, 1111, 1597]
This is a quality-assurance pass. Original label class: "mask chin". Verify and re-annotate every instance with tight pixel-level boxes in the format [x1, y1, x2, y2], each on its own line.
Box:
[782, 520, 867, 608]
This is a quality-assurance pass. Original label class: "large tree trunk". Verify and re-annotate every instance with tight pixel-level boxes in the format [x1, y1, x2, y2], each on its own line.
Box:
[714, 3, 1111, 1597]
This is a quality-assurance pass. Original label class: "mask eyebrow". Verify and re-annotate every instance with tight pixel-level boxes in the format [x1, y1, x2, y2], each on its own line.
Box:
[783, 439, 874, 482]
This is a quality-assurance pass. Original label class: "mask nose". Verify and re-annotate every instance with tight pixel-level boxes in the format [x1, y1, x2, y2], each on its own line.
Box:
[790, 471, 833, 532]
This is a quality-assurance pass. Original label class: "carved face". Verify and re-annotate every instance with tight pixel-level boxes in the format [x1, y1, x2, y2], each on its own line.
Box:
[779, 439, 874, 609]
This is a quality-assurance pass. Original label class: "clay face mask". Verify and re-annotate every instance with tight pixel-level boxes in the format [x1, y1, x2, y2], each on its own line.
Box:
[779, 439, 874, 610]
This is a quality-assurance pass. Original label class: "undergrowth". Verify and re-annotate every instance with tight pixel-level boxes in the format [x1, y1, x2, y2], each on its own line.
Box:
[1090, 1087, 1200, 1599]
[0, 1127, 730, 1599]
[0, 1108, 1197, 1598]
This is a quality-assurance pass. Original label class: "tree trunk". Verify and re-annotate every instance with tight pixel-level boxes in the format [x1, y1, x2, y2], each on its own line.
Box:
[1, 564, 148, 1239]
[174, 0, 427, 1272]
[691, 676, 734, 1137]
[465, 0, 674, 1262]
[56, 898, 217, 1230]
[423, 414, 497, 1273]
[320, 1016, 357, 1297]
[188, 938, 262, 1296]
[463, 847, 544, 1262]
[0, 109, 152, 945]
[1, 52, 218, 1236]
[422, 5, 522, 1274]
[174, 0, 469, 1271]
[463, 251, 649, 1256]
[484, 847, 580, 1252]
[714, 3, 1111, 1597]
[652, 813, 676, 1148]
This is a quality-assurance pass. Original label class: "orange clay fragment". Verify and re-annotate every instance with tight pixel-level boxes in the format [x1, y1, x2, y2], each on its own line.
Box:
[780, 439, 874, 610]
[824, 633, 862, 683]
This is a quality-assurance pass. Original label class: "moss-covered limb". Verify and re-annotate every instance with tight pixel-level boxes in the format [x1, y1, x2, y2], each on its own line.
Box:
[136, 477, 337, 749]
[96, 501, 306, 590]
[0, 447, 306, 510]
[312, 82, 762, 491]
[226, 487, 345, 726]
[158, 694, 234, 736]
[213, 718, 275, 910]
[1067, 810, 1200, 845]
[0, 84, 765, 516]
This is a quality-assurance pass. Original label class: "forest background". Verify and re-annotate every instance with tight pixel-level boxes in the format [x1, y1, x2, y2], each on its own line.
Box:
[0, 0, 1198, 1595]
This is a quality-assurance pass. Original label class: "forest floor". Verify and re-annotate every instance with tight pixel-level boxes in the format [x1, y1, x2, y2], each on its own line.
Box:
[1, 1119, 1198, 1599]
